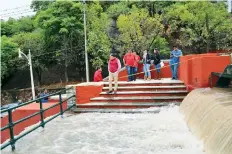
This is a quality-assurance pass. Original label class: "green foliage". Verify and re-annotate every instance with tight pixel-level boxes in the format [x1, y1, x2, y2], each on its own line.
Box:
[35, 1, 84, 81]
[1, 36, 18, 81]
[107, 2, 130, 19]
[165, 1, 232, 52]
[11, 30, 48, 86]
[30, 0, 53, 11]
[87, 2, 111, 68]
[117, 6, 164, 54]
[2, 1, 232, 85]
[1, 17, 35, 37]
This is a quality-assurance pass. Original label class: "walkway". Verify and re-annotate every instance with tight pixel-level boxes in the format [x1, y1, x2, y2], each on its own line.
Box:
[2, 106, 204, 154]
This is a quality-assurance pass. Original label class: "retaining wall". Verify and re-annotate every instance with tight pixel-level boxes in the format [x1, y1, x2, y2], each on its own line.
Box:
[180, 88, 232, 154]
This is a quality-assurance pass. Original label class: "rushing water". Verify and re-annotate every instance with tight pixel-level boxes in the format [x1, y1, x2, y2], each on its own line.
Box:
[2, 106, 205, 154]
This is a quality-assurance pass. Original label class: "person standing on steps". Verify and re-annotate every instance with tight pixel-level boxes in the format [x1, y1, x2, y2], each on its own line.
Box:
[152, 48, 161, 80]
[123, 49, 136, 82]
[133, 51, 140, 81]
[169, 46, 183, 80]
[93, 67, 103, 82]
[108, 53, 121, 94]
[142, 50, 152, 81]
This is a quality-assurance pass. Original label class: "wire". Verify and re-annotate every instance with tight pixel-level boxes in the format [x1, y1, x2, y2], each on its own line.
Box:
[0, 9, 32, 16]
[0, 5, 30, 12]
[118, 56, 203, 79]
[32, 45, 84, 58]
[0, 11, 35, 18]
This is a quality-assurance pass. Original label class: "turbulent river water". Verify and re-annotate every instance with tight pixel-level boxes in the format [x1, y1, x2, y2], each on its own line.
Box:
[2, 106, 205, 154]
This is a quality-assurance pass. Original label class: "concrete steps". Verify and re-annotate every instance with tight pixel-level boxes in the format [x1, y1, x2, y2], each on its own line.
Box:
[76, 79, 188, 113]
[102, 85, 187, 92]
[73, 108, 161, 114]
[90, 96, 185, 103]
[102, 80, 184, 87]
[100, 90, 188, 97]
[77, 102, 180, 109]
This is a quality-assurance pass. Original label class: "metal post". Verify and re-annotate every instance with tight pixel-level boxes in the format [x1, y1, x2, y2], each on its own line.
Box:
[228, 0, 232, 13]
[8, 110, 15, 151]
[39, 100, 45, 128]
[59, 93, 64, 118]
[28, 50, 36, 100]
[83, 0, 89, 82]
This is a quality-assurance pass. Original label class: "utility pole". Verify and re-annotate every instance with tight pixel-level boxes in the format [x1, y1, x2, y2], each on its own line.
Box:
[18, 49, 36, 100]
[83, 0, 89, 82]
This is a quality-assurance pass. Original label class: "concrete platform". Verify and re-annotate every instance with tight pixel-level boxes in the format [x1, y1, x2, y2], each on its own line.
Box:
[91, 96, 185, 101]
[101, 79, 184, 84]
[102, 85, 186, 90]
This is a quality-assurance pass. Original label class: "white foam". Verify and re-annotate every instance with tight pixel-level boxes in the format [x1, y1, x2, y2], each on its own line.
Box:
[2, 106, 205, 154]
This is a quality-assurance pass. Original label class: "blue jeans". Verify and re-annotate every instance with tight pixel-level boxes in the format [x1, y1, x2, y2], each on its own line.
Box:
[155, 63, 161, 73]
[143, 64, 151, 77]
[126, 66, 135, 81]
[171, 63, 179, 79]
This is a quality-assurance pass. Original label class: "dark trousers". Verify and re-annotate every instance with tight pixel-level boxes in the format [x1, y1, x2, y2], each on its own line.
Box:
[126, 66, 135, 81]
[133, 67, 138, 81]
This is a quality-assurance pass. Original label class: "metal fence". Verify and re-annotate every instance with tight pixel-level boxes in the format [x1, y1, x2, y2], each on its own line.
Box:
[1, 87, 76, 151]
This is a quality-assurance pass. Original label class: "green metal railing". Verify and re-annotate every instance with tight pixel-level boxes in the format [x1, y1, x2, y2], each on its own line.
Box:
[0, 87, 76, 151]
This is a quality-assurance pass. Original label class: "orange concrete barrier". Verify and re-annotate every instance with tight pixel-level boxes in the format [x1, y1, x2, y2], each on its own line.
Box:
[118, 61, 172, 81]
[179, 54, 230, 90]
[1, 102, 67, 144]
[76, 83, 103, 104]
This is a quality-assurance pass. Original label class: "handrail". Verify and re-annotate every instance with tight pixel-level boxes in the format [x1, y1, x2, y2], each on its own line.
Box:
[0, 87, 76, 151]
[1, 87, 73, 113]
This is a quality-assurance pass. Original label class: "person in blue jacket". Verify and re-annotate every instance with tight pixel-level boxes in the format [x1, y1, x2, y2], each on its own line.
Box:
[170, 46, 183, 80]
[39, 89, 49, 103]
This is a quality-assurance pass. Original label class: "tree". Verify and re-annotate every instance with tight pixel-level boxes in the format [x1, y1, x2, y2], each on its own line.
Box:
[116, 6, 164, 55]
[30, 0, 53, 11]
[164, 1, 232, 53]
[87, 2, 112, 68]
[1, 36, 18, 83]
[1, 17, 35, 37]
[12, 31, 48, 86]
[35, 1, 84, 82]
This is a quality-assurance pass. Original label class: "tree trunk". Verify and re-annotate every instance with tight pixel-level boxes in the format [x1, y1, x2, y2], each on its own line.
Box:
[35, 67, 42, 87]
[205, 13, 210, 53]
[63, 35, 69, 83]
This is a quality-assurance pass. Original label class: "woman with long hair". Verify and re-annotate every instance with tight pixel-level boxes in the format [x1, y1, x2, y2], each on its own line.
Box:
[142, 50, 151, 80]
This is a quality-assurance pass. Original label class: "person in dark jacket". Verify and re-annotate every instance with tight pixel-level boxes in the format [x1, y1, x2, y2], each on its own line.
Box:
[152, 48, 161, 80]
[142, 50, 152, 80]
[94, 67, 103, 82]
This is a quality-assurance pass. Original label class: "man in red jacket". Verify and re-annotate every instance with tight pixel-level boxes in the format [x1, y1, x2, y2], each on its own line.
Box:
[108, 53, 121, 94]
[94, 67, 103, 82]
[133, 51, 140, 81]
[123, 49, 136, 81]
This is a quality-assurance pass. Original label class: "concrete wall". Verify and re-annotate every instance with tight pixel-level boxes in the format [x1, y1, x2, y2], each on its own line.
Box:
[179, 54, 231, 91]
[118, 61, 172, 81]
[180, 88, 232, 154]
[76, 83, 103, 104]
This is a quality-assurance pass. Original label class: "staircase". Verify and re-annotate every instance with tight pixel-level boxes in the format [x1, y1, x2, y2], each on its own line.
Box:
[74, 79, 188, 113]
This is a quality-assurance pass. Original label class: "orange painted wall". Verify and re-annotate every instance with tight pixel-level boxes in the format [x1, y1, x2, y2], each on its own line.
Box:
[1, 102, 67, 144]
[118, 61, 172, 81]
[179, 54, 231, 90]
[76, 85, 103, 104]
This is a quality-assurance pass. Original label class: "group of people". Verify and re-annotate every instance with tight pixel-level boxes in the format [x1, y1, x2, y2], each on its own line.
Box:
[94, 46, 183, 94]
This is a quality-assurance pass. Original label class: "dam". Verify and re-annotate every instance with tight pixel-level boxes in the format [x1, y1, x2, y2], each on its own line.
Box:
[1, 54, 231, 154]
